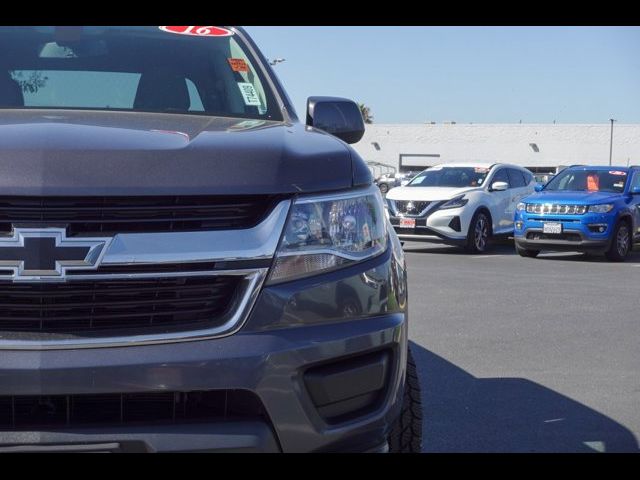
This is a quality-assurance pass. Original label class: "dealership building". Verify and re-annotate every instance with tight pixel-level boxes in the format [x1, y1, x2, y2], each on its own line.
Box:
[353, 123, 640, 176]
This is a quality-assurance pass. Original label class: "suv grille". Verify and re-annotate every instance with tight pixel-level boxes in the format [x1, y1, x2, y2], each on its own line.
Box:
[526, 203, 587, 215]
[393, 200, 431, 216]
[0, 276, 242, 334]
[0, 195, 279, 236]
[0, 390, 266, 430]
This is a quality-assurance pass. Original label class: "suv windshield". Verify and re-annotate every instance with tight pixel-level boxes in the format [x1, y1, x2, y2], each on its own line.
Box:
[544, 169, 629, 193]
[408, 167, 490, 188]
[0, 26, 281, 120]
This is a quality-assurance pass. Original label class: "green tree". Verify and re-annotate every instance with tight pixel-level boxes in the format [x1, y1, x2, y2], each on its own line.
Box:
[10, 71, 49, 94]
[358, 103, 374, 124]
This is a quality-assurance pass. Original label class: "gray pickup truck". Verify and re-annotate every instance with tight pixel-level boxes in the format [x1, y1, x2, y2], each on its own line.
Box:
[0, 26, 421, 453]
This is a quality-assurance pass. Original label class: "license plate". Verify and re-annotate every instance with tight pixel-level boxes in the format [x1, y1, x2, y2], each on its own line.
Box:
[400, 218, 416, 229]
[543, 222, 562, 234]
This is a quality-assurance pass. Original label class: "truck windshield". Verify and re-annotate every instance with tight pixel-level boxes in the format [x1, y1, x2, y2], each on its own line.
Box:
[408, 167, 489, 188]
[544, 169, 628, 193]
[0, 26, 282, 121]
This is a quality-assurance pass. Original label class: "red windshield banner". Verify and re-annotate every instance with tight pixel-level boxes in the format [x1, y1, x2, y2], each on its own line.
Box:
[158, 26, 234, 37]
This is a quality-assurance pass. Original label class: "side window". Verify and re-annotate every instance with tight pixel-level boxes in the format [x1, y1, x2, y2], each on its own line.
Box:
[631, 172, 640, 190]
[507, 169, 526, 188]
[523, 170, 534, 185]
[491, 168, 510, 188]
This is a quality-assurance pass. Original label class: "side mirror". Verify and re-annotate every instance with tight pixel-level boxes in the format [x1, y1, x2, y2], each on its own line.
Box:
[490, 181, 509, 192]
[534, 184, 545, 192]
[631, 186, 640, 195]
[306, 96, 365, 144]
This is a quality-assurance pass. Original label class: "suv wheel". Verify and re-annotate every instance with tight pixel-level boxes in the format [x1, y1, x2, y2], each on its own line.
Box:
[605, 221, 631, 262]
[465, 211, 491, 253]
[379, 183, 389, 195]
[388, 346, 423, 452]
[516, 244, 540, 258]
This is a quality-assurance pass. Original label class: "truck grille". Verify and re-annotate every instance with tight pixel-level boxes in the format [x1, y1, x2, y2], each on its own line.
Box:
[0, 276, 242, 334]
[0, 390, 266, 430]
[0, 195, 279, 236]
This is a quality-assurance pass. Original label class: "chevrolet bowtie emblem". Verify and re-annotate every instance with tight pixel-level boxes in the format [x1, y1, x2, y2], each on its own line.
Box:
[0, 228, 112, 281]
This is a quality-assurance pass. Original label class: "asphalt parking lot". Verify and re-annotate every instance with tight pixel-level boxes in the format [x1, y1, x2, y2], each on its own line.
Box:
[404, 240, 640, 452]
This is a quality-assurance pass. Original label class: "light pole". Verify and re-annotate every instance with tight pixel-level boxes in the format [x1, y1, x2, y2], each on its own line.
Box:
[609, 118, 616, 166]
[269, 58, 286, 66]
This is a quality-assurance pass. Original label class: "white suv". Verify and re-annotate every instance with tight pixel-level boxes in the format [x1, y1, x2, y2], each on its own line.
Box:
[386, 162, 536, 252]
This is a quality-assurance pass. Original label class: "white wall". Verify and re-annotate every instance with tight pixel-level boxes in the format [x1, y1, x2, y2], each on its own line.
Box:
[353, 124, 640, 173]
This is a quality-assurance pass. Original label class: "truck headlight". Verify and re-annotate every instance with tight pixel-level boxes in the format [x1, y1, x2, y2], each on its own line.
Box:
[516, 202, 526, 212]
[268, 186, 388, 284]
[588, 204, 614, 213]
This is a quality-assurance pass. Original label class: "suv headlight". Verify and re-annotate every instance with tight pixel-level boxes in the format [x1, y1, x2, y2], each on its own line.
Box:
[516, 202, 526, 211]
[588, 204, 615, 213]
[268, 186, 388, 284]
[439, 195, 468, 210]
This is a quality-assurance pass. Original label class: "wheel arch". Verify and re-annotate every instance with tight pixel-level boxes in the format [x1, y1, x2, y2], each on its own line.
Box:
[473, 206, 494, 236]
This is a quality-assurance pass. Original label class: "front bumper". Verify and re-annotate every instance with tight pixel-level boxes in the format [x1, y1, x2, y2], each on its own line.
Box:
[388, 204, 470, 245]
[514, 210, 616, 252]
[0, 245, 408, 453]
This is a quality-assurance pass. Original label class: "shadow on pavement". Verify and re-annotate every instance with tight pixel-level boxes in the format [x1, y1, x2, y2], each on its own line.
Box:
[402, 242, 516, 256]
[409, 341, 639, 452]
[534, 251, 640, 264]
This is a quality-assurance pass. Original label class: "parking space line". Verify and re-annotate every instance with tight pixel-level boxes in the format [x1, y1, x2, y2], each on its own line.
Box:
[471, 255, 505, 259]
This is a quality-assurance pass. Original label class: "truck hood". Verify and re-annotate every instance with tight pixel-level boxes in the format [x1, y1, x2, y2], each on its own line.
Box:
[523, 190, 622, 205]
[0, 110, 355, 196]
[386, 185, 480, 201]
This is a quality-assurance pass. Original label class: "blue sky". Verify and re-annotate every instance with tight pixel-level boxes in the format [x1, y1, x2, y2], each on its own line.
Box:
[245, 26, 640, 124]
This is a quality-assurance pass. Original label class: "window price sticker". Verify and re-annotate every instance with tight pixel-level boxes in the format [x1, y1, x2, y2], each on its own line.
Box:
[228, 58, 249, 72]
[237, 82, 262, 106]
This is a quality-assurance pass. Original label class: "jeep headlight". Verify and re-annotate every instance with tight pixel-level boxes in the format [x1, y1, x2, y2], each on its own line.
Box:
[516, 202, 526, 212]
[268, 186, 388, 284]
[588, 204, 615, 213]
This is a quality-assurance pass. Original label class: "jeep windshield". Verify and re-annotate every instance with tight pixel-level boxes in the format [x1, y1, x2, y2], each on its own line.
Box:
[543, 169, 628, 193]
[0, 26, 282, 121]
[407, 167, 489, 188]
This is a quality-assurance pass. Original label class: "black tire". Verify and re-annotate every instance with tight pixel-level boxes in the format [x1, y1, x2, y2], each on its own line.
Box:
[516, 244, 540, 258]
[388, 346, 423, 452]
[465, 210, 491, 253]
[605, 221, 631, 262]
[379, 183, 389, 195]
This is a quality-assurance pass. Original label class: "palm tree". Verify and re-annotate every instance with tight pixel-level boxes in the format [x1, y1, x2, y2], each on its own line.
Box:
[358, 103, 374, 124]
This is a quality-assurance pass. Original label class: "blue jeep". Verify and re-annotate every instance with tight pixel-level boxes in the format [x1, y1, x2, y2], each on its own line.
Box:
[514, 166, 640, 261]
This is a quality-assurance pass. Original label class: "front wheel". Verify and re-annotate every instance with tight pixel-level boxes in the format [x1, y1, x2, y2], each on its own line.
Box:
[465, 211, 491, 253]
[379, 183, 389, 195]
[388, 346, 423, 452]
[605, 221, 631, 262]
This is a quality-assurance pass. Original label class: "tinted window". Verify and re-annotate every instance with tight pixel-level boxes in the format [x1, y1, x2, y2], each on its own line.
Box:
[507, 168, 527, 188]
[408, 166, 490, 188]
[491, 168, 510, 188]
[544, 169, 629, 193]
[0, 26, 281, 120]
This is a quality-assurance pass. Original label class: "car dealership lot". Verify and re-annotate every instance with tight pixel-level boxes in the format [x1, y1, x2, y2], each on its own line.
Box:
[405, 241, 640, 452]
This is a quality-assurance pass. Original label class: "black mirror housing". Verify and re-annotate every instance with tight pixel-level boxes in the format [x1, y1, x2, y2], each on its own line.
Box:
[306, 96, 365, 144]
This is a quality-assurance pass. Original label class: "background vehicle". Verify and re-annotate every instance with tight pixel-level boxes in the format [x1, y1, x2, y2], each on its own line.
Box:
[386, 163, 536, 253]
[376, 171, 421, 194]
[0, 26, 419, 453]
[514, 166, 640, 261]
